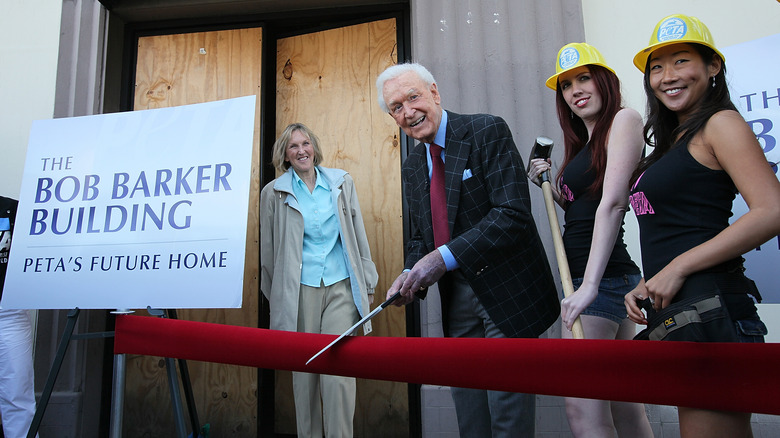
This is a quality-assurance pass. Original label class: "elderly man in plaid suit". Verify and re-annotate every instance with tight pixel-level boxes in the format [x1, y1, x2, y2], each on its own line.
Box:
[376, 63, 560, 437]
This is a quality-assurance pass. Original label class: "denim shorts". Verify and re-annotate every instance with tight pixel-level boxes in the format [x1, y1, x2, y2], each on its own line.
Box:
[572, 273, 641, 324]
[734, 317, 767, 343]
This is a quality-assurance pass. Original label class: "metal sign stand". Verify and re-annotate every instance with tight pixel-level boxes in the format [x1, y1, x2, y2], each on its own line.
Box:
[27, 308, 114, 438]
[28, 308, 202, 438]
[146, 308, 202, 438]
[109, 308, 133, 438]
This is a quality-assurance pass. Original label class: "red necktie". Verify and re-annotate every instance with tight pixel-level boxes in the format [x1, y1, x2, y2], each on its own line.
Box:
[429, 143, 449, 247]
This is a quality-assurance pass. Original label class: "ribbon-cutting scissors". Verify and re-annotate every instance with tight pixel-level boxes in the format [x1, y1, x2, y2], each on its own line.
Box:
[305, 291, 403, 365]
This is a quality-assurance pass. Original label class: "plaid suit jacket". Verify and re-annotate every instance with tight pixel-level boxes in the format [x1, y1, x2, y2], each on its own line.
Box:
[402, 112, 559, 338]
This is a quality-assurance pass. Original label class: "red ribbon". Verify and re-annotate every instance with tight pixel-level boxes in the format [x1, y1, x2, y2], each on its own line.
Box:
[114, 314, 780, 415]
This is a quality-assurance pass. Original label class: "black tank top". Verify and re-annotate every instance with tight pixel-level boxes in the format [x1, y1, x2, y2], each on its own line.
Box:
[630, 142, 740, 279]
[560, 144, 639, 278]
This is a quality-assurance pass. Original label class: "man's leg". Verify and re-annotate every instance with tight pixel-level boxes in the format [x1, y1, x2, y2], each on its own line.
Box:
[447, 278, 492, 438]
[487, 389, 535, 438]
[446, 273, 534, 437]
[478, 290, 535, 438]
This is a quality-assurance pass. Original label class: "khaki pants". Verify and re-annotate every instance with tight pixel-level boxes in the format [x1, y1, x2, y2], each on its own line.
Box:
[293, 279, 359, 438]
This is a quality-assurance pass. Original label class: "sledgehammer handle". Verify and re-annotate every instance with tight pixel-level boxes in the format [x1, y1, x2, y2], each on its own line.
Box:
[541, 181, 585, 339]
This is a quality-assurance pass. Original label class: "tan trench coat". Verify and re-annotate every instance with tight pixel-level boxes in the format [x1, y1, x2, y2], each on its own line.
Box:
[260, 167, 378, 334]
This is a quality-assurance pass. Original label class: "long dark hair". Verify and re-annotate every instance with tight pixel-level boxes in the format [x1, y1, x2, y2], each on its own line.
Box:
[555, 65, 623, 196]
[632, 43, 735, 184]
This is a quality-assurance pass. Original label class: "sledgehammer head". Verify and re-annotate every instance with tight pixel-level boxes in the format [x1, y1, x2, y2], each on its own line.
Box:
[530, 136, 554, 160]
[528, 136, 554, 182]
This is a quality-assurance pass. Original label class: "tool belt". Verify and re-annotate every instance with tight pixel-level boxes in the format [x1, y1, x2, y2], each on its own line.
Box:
[634, 270, 761, 342]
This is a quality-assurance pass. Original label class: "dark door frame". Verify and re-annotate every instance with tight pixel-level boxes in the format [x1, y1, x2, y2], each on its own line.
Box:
[105, 3, 418, 437]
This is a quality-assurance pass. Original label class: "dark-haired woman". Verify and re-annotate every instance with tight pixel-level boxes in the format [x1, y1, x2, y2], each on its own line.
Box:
[625, 14, 780, 437]
[529, 43, 652, 437]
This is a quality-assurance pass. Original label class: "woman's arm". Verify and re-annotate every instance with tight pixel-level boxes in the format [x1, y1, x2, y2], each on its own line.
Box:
[645, 110, 780, 309]
[561, 108, 645, 329]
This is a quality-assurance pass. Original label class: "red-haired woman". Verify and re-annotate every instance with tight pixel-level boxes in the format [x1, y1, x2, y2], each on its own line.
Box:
[528, 43, 652, 437]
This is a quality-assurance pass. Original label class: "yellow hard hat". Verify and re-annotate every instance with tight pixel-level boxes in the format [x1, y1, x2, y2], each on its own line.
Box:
[633, 14, 725, 72]
[545, 43, 616, 90]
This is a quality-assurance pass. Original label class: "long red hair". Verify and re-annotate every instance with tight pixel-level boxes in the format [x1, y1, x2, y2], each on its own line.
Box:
[554, 65, 623, 196]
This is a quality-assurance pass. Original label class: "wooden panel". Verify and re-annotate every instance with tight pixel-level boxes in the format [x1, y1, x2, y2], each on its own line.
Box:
[275, 18, 407, 436]
[130, 27, 262, 437]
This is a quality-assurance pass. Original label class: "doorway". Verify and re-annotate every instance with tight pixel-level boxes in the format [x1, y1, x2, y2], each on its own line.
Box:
[273, 17, 406, 436]
[123, 13, 410, 437]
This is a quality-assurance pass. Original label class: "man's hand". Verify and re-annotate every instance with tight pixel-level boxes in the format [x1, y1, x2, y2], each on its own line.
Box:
[386, 250, 447, 305]
[386, 272, 410, 305]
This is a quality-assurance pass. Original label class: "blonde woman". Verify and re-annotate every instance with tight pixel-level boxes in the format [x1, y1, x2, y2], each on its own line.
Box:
[260, 123, 377, 438]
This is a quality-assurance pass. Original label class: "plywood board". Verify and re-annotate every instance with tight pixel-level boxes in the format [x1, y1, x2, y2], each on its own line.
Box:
[130, 27, 262, 437]
[275, 18, 408, 436]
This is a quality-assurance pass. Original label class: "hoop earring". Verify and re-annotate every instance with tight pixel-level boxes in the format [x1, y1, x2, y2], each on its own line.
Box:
[711, 76, 716, 88]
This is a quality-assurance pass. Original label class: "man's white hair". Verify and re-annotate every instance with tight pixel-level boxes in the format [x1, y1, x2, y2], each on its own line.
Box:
[376, 63, 437, 113]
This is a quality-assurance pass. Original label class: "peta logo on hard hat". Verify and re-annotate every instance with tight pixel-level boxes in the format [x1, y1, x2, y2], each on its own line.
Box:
[559, 47, 580, 70]
[657, 17, 687, 42]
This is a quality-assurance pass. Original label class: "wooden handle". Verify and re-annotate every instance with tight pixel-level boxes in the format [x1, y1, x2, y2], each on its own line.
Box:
[541, 181, 585, 339]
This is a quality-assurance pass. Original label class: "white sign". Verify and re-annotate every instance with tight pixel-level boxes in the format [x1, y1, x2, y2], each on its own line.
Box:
[1, 96, 256, 310]
[723, 33, 780, 303]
